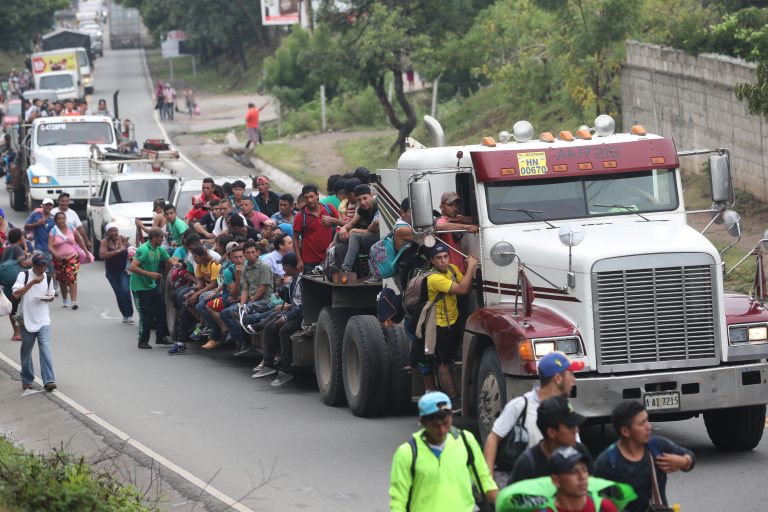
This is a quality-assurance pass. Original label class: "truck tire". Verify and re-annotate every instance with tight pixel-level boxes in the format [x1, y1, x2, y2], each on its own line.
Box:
[704, 404, 766, 451]
[384, 325, 414, 415]
[342, 315, 389, 417]
[314, 307, 348, 407]
[11, 185, 24, 211]
[476, 346, 507, 444]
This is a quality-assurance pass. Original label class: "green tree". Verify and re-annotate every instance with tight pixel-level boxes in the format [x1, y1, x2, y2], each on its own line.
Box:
[1, 0, 69, 51]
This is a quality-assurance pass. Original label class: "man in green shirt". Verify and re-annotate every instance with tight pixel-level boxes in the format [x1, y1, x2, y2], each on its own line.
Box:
[129, 228, 180, 349]
[164, 204, 189, 249]
[389, 392, 498, 512]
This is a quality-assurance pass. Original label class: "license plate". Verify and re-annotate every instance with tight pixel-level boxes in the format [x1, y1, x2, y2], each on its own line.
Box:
[644, 391, 680, 411]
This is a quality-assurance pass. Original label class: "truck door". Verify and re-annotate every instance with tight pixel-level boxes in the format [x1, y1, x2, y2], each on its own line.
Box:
[90, 179, 107, 238]
[456, 173, 484, 309]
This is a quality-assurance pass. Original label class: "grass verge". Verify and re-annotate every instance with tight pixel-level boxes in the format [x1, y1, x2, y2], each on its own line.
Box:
[335, 135, 400, 172]
[0, 51, 27, 74]
[250, 142, 319, 186]
[0, 437, 154, 511]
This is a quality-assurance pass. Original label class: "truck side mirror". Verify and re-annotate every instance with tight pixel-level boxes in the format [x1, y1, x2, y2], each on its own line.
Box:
[89, 197, 104, 207]
[409, 179, 434, 232]
[710, 154, 733, 204]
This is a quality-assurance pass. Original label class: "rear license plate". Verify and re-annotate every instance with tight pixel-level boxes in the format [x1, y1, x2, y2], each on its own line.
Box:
[644, 391, 680, 411]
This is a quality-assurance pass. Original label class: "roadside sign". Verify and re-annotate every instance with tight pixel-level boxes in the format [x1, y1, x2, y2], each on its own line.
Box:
[261, 0, 300, 25]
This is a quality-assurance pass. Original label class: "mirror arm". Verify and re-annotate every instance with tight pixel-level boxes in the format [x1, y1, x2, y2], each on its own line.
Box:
[721, 232, 743, 263]
[520, 262, 567, 293]
[727, 239, 768, 274]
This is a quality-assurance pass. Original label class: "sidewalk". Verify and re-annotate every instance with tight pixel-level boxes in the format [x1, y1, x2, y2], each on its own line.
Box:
[0, 358, 222, 511]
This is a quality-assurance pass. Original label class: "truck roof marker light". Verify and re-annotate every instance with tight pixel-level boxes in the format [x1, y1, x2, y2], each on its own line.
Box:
[603, 160, 617, 168]
[499, 130, 512, 143]
[575, 128, 592, 140]
[518, 339, 535, 361]
[594, 114, 616, 136]
[481, 137, 496, 147]
[578, 162, 593, 170]
[559, 131, 574, 141]
[651, 156, 665, 164]
[540, 132, 555, 143]
[513, 120, 534, 143]
[554, 164, 568, 172]
[630, 125, 647, 136]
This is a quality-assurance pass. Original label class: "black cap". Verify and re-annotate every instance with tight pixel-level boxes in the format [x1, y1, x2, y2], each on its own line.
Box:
[549, 446, 587, 474]
[281, 252, 298, 267]
[538, 396, 586, 429]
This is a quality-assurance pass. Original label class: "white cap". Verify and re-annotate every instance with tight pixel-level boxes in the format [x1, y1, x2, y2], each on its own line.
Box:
[42, 198, 54, 205]
[105, 223, 118, 232]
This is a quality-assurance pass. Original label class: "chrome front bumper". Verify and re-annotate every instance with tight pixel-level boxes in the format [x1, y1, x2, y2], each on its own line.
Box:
[506, 362, 768, 418]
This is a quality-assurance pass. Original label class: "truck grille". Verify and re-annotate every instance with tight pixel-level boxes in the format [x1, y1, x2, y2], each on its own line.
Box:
[56, 157, 89, 177]
[594, 257, 719, 372]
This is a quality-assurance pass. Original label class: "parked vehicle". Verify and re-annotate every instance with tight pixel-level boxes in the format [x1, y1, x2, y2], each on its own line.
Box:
[31, 48, 90, 98]
[41, 29, 95, 70]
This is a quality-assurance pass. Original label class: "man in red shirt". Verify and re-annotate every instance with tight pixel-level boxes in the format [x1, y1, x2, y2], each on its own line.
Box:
[546, 446, 618, 512]
[436, 191, 478, 274]
[293, 184, 338, 274]
[245, 102, 269, 149]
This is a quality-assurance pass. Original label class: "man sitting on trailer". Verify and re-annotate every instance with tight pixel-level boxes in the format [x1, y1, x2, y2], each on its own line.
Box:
[337, 183, 379, 276]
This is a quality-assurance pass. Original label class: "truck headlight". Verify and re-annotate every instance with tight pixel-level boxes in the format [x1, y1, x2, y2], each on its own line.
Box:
[729, 324, 768, 344]
[31, 176, 50, 184]
[83, 76, 92, 85]
[531, 336, 583, 358]
[113, 215, 132, 227]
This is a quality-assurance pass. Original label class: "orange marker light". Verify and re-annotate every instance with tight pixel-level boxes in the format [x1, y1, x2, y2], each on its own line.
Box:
[501, 167, 516, 176]
[559, 131, 574, 141]
[651, 156, 666, 164]
[576, 129, 592, 140]
[578, 162, 593, 170]
[603, 160, 617, 168]
[630, 125, 647, 136]
[481, 137, 496, 147]
[553, 164, 568, 172]
[540, 132, 555, 143]
[518, 340, 535, 362]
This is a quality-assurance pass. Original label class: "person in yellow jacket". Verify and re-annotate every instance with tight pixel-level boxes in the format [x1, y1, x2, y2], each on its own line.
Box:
[389, 392, 498, 511]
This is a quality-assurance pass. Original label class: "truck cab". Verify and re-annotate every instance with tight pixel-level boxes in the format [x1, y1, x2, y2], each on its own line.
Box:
[31, 49, 87, 99]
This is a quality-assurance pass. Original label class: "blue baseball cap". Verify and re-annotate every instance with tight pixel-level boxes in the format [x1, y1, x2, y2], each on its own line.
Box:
[418, 391, 452, 417]
[428, 243, 450, 259]
[537, 351, 584, 378]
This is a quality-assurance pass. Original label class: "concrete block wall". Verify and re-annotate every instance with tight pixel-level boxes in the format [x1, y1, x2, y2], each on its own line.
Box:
[621, 41, 768, 201]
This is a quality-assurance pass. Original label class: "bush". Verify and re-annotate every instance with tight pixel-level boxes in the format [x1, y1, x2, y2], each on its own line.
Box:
[0, 438, 154, 512]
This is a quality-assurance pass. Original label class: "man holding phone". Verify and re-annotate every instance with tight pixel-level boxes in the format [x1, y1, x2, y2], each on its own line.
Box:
[13, 253, 56, 391]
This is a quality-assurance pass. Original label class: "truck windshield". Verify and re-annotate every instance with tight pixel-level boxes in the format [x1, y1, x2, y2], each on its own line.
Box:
[486, 169, 678, 224]
[37, 122, 114, 146]
[109, 180, 175, 204]
[39, 74, 74, 90]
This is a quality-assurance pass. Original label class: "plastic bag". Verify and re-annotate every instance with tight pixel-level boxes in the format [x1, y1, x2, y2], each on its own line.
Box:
[0, 287, 13, 316]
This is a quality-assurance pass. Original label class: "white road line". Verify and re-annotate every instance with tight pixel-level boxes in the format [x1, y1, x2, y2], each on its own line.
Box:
[138, 48, 210, 179]
[0, 350, 255, 512]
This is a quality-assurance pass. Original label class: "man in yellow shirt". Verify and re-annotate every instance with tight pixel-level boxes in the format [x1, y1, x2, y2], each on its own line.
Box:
[426, 243, 478, 406]
[187, 245, 221, 349]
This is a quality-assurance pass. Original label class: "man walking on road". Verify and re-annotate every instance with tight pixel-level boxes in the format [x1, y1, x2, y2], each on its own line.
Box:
[245, 102, 269, 149]
[594, 400, 695, 512]
[129, 228, 179, 349]
[13, 253, 56, 391]
[389, 391, 498, 511]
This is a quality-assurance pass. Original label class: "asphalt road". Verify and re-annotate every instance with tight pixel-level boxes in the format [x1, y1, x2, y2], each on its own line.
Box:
[1, 45, 767, 511]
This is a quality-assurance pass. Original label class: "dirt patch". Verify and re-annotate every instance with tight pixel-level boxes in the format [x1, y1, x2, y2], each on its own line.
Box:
[282, 130, 393, 178]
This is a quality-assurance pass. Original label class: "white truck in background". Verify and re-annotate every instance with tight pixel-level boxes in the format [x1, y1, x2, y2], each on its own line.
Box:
[31, 49, 91, 99]
[109, 4, 143, 49]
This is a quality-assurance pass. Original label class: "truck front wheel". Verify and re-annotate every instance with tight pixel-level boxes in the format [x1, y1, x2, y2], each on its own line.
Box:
[314, 307, 348, 407]
[342, 315, 389, 417]
[476, 346, 506, 444]
[704, 404, 766, 451]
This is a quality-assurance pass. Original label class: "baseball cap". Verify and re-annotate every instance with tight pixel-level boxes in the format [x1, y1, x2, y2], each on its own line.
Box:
[427, 243, 450, 259]
[0, 207, 5, 218]
[225, 241, 240, 253]
[418, 391, 452, 417]
[42, 198, 54, 205]
[440, 192, 460, 204]
[537, 396, 585, 429]
[31, 253, 47, 266]
[281, 252, 298, 267]
[537, 351, 584, 378]
[549, 445, 587, 474]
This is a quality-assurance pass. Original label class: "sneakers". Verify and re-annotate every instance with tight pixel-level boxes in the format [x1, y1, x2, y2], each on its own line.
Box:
[138, 343, 153, 349]
[252, 361, 265, 373]
[44, 382, 57, 392]
[22, 383, 32, 391]
[189, 324, 204, 341]
[122, 317, 135, 324]
[62, 298, 71, 308]
[251, 366, 277, 379]
[155, 336, 174, 345]
[270, 371, 294, 387]
[168, 342, 187, 355]
[234, 342, 253, 357]
[71, 303, 79, 310]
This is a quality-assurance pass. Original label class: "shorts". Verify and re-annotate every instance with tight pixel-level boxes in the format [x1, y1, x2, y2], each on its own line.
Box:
[206, 296, 225, 312]
[434, 322, 462, 365]
[247, 127, 260, 142]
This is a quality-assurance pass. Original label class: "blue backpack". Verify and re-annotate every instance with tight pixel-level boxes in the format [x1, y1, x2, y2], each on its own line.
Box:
[369, 221, 410, 280]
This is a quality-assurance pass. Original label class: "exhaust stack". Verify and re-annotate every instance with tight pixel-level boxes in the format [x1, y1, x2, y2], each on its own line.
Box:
[424, 115, 445, 147]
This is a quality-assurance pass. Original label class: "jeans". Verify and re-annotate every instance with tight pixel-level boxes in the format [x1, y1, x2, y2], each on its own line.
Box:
[20, 324, 54, 385]
[220, 303, 244, 341]
[106, 270, 133, 318]
[263, 316, 302, 371]
[341, 231, 378, 272]
[132, 287, 169, 345]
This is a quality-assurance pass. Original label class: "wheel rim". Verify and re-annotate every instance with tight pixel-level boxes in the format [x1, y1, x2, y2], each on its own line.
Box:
[345, 336, 361, 398]
[478, 369, 503, 437]
[316, 326, 331, 390]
